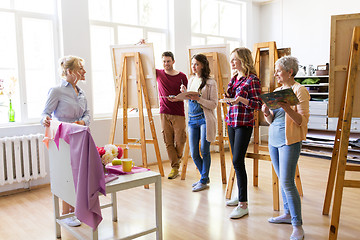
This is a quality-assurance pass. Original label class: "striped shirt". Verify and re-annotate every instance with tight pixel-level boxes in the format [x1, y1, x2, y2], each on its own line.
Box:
[225, 74, 262, 127]
[41, 79, 90, 126]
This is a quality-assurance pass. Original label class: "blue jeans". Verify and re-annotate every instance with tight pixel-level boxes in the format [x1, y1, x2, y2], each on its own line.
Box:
[188, 116, 211, 185]
[268, 142, 302, 226]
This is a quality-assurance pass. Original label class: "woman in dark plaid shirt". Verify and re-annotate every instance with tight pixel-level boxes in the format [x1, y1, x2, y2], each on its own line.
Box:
[224, 48, 262, 219]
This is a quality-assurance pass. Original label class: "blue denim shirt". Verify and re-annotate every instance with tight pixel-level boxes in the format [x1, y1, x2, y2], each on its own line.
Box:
[268, 108, 286, 147]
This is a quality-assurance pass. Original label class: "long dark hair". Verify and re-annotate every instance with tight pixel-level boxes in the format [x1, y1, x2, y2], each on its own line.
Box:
[192, 53, 210, 93]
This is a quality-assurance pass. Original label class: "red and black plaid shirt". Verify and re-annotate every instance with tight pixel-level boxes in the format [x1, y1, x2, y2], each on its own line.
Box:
[225, 74, 262, 127]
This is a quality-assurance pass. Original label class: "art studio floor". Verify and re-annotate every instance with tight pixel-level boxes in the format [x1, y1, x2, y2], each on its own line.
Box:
[0, 149, 359, 240]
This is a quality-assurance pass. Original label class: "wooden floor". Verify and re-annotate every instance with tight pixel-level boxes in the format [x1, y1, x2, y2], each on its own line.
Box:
[0, 149, 359, 240]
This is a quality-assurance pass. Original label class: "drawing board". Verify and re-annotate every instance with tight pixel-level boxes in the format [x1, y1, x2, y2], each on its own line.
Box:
[259, 48, 291, 93]
[110, 43, 159, 108]
[187, 44, 231, 91]
[328, 13, 360, 117]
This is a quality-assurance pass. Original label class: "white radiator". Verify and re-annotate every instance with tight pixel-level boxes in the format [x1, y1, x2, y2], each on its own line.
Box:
[0, 134, 46, 186]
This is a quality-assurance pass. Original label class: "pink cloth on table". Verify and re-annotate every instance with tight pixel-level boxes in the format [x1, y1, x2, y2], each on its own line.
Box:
[54, 122, 106, 230]
[105, 165, 150, 175]
[104, 173, 118, 183]
[43, 119, 61, 149]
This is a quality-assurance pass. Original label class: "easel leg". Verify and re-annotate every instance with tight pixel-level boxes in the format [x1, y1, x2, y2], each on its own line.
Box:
[322, 135, 340, 215]
[217, 105, 227, 184]
[135, 53, 149, 188]
[226, 165, 236, 199]
[329, 151, 346, 240]
[329, 26, 360, 240]
[253, 111, 259, 187]
[180, 137, 190, 180]
[272, 166, 280, 211]
[138, 55, 164, 177]
[295, 165, 303, 196]
[323, 87, 347, 215]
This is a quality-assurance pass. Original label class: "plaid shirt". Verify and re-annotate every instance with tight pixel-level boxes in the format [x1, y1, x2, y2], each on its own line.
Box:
[225, 74, 262, 127]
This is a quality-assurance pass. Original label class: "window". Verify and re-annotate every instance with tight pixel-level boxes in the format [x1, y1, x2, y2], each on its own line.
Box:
[191, 0, 244, 50]
[0, 0, 59, 124]
[89, 0, 168, 117]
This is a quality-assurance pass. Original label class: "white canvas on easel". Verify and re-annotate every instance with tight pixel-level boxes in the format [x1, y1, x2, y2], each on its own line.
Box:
[111, 43, 159, 108]
[109, 43, 164, 177]
[187, 44, 231, 90]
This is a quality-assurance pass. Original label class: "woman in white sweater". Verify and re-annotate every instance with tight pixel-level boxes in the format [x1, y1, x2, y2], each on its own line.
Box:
[182, 53, 218, 192]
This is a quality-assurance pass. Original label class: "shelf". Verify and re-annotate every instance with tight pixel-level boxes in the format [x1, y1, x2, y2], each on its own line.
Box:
[309, 92, 329, 95]
[307, 129, 360, 141]
[302, 83, 329, 87]
[295, 75, 329, 78]
[302, 129, 360, 162]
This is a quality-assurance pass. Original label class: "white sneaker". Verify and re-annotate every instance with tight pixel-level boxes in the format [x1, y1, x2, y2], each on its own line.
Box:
[192, 182, 208, 192]
[268, 215, 292, 224]
[226, 197, 239, 206]
[192, 179, 210, 187]
[229, 205, 248, 219]
[64, 216, 81, 227]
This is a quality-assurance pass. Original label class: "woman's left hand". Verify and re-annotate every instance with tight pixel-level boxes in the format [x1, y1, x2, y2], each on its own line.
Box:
[74, 120, 85, 125]
[187, 94, 200, 101]
[278, 101, 291, 111]
[227, 96, 241, 105]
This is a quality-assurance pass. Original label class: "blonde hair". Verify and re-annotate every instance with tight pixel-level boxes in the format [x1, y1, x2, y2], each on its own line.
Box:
[231, 48, 257, 76]
[59, 55, 84, 78]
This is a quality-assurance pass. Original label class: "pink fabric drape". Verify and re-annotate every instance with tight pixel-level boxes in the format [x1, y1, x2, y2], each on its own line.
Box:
[54, 122, 106, 230]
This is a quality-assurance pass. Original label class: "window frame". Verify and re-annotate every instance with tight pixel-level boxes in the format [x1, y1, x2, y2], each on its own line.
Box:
[0, 2, 61, 126]
[89, 0, 170, 118]
[191, 0, 245, 47]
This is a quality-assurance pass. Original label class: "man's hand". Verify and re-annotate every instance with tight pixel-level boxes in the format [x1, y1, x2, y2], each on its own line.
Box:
[167, 96, 180, 102]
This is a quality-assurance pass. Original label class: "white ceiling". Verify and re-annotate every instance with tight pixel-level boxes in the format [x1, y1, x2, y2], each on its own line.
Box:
[252, 0, 273, 3]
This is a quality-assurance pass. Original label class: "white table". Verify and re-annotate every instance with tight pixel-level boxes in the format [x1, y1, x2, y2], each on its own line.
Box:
[52, 171, 162, 240]
[49, 140, 162, 240]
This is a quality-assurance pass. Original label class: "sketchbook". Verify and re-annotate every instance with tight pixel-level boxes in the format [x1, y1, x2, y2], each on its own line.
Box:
[167, 91, 199, 101]
[260, 88, 299, 110]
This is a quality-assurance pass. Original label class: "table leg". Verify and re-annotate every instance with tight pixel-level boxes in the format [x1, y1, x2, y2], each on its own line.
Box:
[92, 228, 98, 240]
[111, 192, 118, 222]
[53, 194, 61, 239]
[155, 176, 162, 240]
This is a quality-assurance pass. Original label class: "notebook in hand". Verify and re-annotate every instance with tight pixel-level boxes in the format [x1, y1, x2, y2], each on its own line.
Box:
[260, 88, 299, 110]
[171, 91, 199, 100]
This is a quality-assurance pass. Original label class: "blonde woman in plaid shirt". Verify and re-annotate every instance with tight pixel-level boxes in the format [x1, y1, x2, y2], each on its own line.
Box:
[224, 48, 262, 219]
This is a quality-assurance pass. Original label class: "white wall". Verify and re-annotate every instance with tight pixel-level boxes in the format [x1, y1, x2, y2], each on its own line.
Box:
[259, 0, 360, 66]
[8, 0, 358, 192]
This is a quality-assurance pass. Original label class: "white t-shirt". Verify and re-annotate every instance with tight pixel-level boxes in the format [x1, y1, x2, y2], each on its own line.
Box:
[188, 75, 202, 92]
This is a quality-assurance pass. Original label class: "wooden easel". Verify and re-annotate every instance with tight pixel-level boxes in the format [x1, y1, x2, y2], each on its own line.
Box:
[225, 42, 303, 212]
[109, 52, 164, 178]
[322, 26, 360, 240]
[180, 51, 228, 184]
